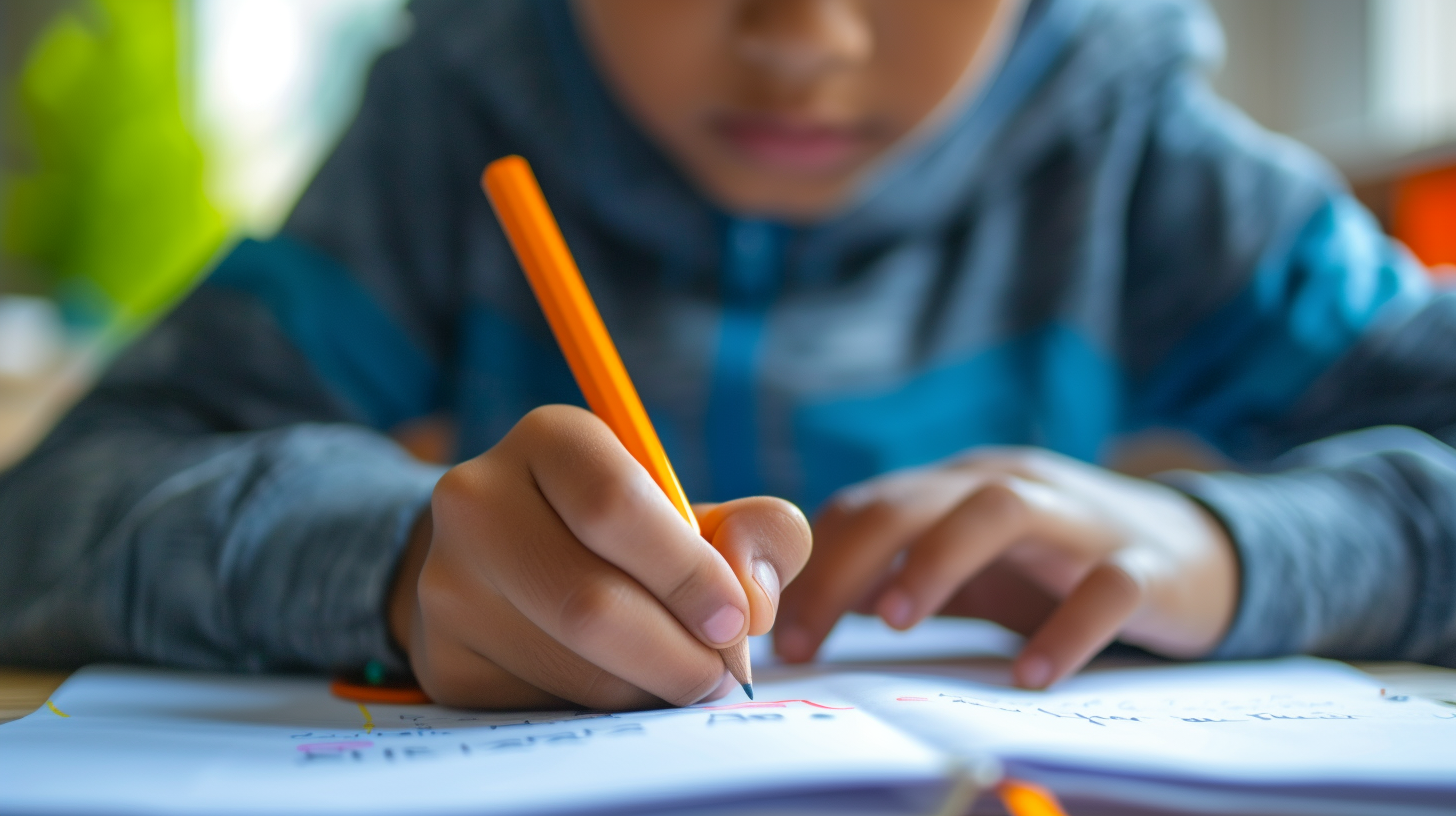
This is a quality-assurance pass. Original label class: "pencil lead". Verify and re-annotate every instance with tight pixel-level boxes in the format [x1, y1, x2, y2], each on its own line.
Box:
[741, 683, 754, 700]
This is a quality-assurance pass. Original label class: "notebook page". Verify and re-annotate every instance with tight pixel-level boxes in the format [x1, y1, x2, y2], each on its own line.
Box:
[827, 657, 1456, 812]
[748, 613, 1023, 667]
[0, 665, 958, 816]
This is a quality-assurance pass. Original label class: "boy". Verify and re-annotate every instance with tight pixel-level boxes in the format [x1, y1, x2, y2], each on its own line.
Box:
[2, 0, 1454, 709]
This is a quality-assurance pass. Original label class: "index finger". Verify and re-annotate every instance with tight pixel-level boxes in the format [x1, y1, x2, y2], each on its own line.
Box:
[1013, 558, 1144, 689]
[433, 448, 726, 705]
[512, 406, 752, 651]
[774, 471, 980, 661]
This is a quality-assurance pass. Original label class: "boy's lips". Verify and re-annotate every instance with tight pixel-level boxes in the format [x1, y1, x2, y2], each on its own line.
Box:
[712, 113, 871, 173]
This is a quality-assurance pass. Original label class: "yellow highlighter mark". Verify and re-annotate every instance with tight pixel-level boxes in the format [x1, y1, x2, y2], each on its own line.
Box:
[357, 702, 373, 734]
[45, 700, 69, 718]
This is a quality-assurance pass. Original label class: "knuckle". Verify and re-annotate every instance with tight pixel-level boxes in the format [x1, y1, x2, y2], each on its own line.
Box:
[1000, 454, 1037, 476]
[415, 574, 451, 621]
[415, 558, 468, 621]
[657, 565, 706, 616]
[555, 579, 628, 644]
[570, 473, 643, 534]
[516, 404, 569, 436]
[430, 466, 470, 513]
[999, 446, 1040, 465]
[959, 445, 1040, 474]
[429, 460, 505, 529]
[953, 448, 995, 468]
[515, 404, 601, 446]
[1101, 558, 1146, 596]
[821, 478, 883, 518]
[853, 494, 908, 528]
[972, 478, 1029, 522]
[508, 404, 591, 458]
[817, 492, 855, 526]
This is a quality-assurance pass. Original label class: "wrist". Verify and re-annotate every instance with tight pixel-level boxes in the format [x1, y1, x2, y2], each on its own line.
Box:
[1182, 496, 1241, 654]
[1118, 480, 1241, 660]
[1144, 474, 1243, 657]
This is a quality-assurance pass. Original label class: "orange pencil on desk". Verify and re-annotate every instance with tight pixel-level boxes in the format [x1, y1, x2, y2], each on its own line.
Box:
[481, 154, 754, 699]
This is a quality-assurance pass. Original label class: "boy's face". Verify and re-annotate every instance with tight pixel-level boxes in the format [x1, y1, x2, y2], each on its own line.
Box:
[573, 0, 1022, 221]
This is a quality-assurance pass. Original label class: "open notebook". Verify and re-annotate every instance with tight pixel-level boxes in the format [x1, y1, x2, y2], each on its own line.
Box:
[0, 617, 1452, 816]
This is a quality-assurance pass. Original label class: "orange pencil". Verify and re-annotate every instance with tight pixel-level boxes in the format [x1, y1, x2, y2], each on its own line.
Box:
[997, 780, 1068, 816]
[481, 154, 754, 699]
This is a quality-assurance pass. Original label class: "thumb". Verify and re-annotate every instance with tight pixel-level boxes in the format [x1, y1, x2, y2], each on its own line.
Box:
[699, 497, 813, 636]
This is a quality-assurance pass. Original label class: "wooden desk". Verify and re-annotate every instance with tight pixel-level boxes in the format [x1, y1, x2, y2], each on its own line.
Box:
[0, 344, 99, 471]
[1353, 660, 1456, 705]
[0, 668, 68, 724]
[3, 661, 1454, 726]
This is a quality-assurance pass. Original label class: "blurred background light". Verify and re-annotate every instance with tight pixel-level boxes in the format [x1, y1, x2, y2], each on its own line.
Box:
[1210, 0, 1456, 179]
[194, 0, 409, 234]
[1372, 0, 1456, 156]
[203, 0, 308, 130]
[0, 0, 409, 468]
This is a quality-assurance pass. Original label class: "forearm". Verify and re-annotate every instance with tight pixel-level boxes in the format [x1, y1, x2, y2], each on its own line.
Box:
[1165, 426, 1456, 666]
[0, 417, 441, 672]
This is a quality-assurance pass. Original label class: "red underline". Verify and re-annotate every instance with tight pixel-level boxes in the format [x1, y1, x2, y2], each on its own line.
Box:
[702, 699, 854, 711]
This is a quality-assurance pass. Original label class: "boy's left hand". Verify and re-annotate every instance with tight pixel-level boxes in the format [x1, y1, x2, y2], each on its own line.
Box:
[773, 448, 1239, 688]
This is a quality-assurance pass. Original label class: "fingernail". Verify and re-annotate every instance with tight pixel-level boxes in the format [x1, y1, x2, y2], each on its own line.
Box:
[775, 626, 811, 662]
[702, 604, 745, 645]
[877, 589, 914, 629]
[752, 559, 781, 611]
[1018, 654, 1053, 689]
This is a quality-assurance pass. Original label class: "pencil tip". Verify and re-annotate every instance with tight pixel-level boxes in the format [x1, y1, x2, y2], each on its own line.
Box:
[741, 683, 754, 700]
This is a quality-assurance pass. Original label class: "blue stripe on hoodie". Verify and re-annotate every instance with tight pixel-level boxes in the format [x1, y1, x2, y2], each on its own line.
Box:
[707, 220, 787, 501]
[205, 237, 440, 431]
[1133, 196, 1432, 455]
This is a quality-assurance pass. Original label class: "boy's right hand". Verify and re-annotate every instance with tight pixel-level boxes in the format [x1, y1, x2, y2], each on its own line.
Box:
[387, 405, 811, 710]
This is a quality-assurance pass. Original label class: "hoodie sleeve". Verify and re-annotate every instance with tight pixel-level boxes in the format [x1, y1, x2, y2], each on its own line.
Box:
[1165, 427, 1456, 667]
[1120, 62, 1456, 665]
[0, 22, 474, 672]
[0, 275, 445, 673]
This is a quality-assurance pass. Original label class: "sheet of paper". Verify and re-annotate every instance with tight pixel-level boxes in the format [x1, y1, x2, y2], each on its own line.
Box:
[6, 620, 1452, 816]
[829, 657, 1456, 814]
[0, 665, 957, 816]
[749, 614, 1023, 667]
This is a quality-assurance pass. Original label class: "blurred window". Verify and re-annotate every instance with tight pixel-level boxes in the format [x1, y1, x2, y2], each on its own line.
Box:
[1211, 0, 1456, 177]
[1372, 0, 1456, 155]
[193, 0, 410, 234]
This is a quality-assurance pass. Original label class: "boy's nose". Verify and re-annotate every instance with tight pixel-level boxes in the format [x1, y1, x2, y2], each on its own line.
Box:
[734, 0, 873, 82]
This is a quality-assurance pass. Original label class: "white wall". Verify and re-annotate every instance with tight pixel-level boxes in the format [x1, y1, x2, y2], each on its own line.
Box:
[1208, 0, 1456, 179]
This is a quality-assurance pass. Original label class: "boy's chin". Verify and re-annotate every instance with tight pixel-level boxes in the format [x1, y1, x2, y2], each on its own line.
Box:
[689, 165, 864, 223]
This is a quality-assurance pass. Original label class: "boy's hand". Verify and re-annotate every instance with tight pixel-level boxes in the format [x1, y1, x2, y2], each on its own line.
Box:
[388, 405, 811, 710]
[773, 448, 1238, 689]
